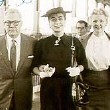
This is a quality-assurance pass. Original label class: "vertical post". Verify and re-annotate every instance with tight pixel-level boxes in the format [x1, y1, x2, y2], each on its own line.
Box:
[33, 0, 40, 34]
[53, 0, 60, 7]
[85, 0, 88, 18]
[71, 0, 77, 34]
[72, 0, 76, 17]
[52, 0, 55, 7]
[58, 0, 62, 7]
[0, 0, 6, 35]
[4, 0, 7, 10]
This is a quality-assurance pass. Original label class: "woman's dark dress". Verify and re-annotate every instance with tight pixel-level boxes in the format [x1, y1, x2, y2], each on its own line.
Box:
[32, 34, 87, 110]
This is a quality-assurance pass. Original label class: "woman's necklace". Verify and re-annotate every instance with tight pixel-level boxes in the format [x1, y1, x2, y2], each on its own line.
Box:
[54, 37, 61, 46]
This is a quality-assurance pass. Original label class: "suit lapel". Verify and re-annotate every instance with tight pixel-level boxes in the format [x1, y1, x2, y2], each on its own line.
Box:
[81, 32, 93, 49]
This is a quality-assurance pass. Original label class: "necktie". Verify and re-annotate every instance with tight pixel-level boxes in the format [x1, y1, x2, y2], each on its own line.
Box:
[10, 40, 16, 72]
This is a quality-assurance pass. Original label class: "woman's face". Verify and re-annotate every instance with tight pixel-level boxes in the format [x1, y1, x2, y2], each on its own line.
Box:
[91, 14, 107, 33]
[49, 13, 66, 33]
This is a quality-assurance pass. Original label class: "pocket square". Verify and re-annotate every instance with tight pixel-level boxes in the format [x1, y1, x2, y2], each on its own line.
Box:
[28, 55, 34, 58]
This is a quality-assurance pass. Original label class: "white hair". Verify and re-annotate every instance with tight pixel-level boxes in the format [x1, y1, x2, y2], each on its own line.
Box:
[88, 8, 108, 25]
[91, 8, 108, 19]
[4, 8, 22, 20]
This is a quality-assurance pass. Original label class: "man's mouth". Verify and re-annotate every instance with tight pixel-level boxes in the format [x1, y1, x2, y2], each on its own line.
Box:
[54, 26, 60, 28]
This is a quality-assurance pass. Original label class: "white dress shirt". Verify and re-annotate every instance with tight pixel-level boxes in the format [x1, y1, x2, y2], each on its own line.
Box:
[6, 35, 21, 70]
[86, 33, 110, 71]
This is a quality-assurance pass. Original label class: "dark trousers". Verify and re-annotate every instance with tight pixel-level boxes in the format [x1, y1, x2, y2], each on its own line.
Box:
[9, 93, 16, 110]
[81, 69, 110, 110]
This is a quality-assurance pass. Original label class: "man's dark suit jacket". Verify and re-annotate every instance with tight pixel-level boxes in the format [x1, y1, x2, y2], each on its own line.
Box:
[0, 33, 35, 110]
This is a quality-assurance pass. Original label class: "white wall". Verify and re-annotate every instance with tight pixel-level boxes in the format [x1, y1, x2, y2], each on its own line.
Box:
[0, 6, 5, 35]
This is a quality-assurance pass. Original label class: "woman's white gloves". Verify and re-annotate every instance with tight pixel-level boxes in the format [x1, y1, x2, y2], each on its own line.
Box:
[33, 64, 55, 78]
[66, 67, 80, 77]
[33, 64, 81, 78]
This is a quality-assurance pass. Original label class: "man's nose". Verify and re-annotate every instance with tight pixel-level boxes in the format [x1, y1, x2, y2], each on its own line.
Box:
[78, 28, 82, 31]
[10, 23, 15, 27]
[55, 19, 61, 23]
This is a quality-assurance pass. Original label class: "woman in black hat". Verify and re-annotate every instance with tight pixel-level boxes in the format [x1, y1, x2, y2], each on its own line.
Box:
[32, 7, 87, 110]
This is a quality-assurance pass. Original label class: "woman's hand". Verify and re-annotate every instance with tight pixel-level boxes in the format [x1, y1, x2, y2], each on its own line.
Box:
[66, 65, 84, 77]
[66, 67, 80, 77]
[33, 64, 55, 78]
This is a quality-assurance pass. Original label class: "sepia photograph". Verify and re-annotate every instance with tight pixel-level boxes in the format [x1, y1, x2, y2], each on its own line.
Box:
[0, 0, 110, 110]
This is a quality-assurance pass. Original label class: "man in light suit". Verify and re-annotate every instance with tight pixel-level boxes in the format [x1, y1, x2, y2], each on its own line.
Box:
[0, 8, 35, 110]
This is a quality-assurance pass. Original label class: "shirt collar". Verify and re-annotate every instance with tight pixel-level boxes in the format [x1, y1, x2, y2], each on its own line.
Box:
[6, 34, 21, 49]
[6, 34, 21, 44]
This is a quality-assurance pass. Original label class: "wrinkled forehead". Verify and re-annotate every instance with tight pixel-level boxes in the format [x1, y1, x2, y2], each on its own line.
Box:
[4, 11, 21, 21]
[48, 13, 65, 20]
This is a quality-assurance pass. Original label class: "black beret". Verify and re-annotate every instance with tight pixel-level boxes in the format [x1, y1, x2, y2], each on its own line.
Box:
[42, 7, 71, 17]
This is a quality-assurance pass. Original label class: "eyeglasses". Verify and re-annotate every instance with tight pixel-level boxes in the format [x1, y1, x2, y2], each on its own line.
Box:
[4, 20, 21, 27]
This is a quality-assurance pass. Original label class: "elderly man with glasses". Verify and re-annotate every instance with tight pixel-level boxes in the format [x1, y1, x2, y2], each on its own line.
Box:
[0, 8, 35, 110]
